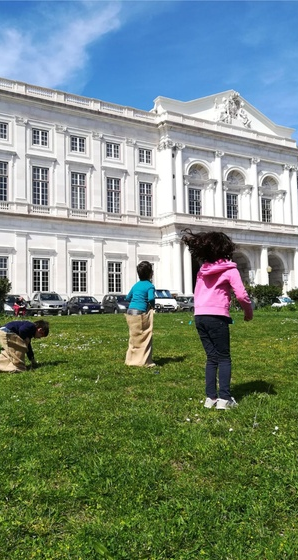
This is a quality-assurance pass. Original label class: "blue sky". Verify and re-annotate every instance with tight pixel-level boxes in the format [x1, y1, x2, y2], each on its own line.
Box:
[0, 0, 297, 140]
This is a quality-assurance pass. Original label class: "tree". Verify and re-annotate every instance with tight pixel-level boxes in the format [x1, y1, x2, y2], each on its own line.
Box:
[0, 277, 12, 313]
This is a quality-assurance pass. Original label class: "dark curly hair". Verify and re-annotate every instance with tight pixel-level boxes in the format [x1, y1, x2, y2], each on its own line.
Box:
[181, 229, 236, 263]
[137, 261, 153, 281]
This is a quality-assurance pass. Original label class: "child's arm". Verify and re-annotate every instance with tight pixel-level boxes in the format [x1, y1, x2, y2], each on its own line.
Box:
[148, 286, 155, 309]
[229, 270, 253, 321]
[126, 288, 133, 302]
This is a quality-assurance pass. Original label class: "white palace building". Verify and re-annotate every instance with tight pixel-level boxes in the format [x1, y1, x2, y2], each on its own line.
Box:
[0, 77, 297, 300]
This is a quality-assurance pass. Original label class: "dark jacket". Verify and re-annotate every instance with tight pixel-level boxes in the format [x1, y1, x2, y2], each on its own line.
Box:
[4, 321, 37, 360]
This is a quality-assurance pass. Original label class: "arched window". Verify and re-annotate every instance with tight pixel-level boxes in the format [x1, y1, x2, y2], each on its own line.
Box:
[188, 164, 209, 181]
[261, 176, 278, 190]
[226, 170, 245, 186]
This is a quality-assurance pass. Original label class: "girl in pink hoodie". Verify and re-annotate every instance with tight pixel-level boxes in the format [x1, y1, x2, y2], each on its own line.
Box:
[182, 230, 253, 410]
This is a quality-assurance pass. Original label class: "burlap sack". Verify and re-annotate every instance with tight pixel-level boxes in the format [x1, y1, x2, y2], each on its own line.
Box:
[0, 330, 28, 373]
[125, 309, 154, 367]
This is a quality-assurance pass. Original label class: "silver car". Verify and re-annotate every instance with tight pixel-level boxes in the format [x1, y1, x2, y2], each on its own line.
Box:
[31, 292, 67, 315]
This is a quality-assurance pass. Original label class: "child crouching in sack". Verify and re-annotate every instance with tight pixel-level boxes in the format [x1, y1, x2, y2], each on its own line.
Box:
[0, 319, 49, 373]
[125, 261, 156, 367]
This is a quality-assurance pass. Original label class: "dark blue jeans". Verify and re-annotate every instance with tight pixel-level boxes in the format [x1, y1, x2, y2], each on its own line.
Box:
[195, 315, 232, 400]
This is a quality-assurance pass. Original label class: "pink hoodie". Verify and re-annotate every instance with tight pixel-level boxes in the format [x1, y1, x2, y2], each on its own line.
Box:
[194, 259, 253, 320]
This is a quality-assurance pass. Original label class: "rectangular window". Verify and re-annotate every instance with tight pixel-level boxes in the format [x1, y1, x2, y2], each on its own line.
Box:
[108, 262, 122, 293]
[32, 167, 49, 206]
[32, 128, 48, 147]
[32, 167, 48, 206]
[107, 177, 120, 214]
[0, 256, 8, 278]
[71, 172, 86, 209]
[33, 258, 49, 292]
[72, 260, 87, 292]
[139, 182, 152, 217]
[226, 193, 238, 219]
[189, 188, 201, 215]
[262, 198, 271, 223]
[0, 161, 8, 201]
[106, 142, 120, 159]
[0, 122, 8, 140]
[139, 148, 152, 165]
[70, 136, 86, 153]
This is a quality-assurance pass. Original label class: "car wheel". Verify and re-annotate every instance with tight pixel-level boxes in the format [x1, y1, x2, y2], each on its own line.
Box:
[114, 308, 118, 314]
[190, 307, 194, 313]
[78, 310, 83, 315]
[67, 309, 71, 316]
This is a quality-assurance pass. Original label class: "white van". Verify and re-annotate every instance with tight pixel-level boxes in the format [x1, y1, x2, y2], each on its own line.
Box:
[154, 289, 178, 312]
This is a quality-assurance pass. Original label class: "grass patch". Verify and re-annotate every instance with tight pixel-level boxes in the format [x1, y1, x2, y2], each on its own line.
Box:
[0, 310, 298, 559]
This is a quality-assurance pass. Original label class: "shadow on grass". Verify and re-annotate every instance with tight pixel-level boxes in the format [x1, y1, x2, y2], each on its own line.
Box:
[155, 356, 186, 366]
[233, 380, 277, 401]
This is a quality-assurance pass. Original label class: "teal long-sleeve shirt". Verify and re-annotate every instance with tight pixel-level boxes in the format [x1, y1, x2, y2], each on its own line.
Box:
[126, 280, 155, 312]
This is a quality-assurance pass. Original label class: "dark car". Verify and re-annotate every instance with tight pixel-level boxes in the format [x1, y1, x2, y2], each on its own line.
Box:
[101, 294, 129, 314]
[176, 296, 194, 312]
[66, 296, 103, 315]
[4, 294, 32, 316]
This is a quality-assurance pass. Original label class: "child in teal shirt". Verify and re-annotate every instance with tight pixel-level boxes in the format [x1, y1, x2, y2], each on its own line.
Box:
[125, 261, 156, 367]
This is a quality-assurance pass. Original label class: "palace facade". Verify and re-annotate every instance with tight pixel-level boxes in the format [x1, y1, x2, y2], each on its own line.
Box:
[0, 77, 297, 299]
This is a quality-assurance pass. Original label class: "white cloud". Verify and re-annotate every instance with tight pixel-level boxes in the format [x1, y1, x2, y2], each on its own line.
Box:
[0, 1, 122, 88]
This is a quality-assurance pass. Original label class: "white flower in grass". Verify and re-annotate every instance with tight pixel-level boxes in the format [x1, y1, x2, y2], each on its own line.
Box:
[229, 428, 233, 432]
[275, 426, 279, 431]
[186, 418, 191, 422]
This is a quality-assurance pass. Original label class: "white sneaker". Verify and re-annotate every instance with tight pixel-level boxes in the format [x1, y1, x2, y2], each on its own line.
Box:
[216, 397, 238, 410]
[204, 397, 218, 409]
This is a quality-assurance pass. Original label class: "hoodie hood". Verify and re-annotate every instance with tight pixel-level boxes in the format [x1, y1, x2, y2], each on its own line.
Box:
[199, 259, 237, 277]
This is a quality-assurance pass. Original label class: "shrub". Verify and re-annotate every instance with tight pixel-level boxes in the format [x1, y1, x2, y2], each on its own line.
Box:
[287, 288, 298, 301]
[0, 277, 12, 313]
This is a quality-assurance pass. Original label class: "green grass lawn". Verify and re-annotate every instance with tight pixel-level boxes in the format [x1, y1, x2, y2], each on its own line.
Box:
[0, 309, 298, 560]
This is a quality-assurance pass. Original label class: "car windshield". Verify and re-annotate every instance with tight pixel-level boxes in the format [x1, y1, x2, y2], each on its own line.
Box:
[6, 295, 19, 303]
[79, 297, 98, 303]
[155, 290, 173, 298]
[116, 295, 127, 302]
[40, 293, 62, 301]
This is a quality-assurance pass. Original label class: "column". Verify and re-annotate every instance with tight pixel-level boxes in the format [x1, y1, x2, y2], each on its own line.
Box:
[156, 139, 174, 215]
[214, 151, 224, 217]
[293, 249, 298, 289]
[56, 235, 68, 294]
[14, 117, 28, 201]
[175, 144, 185, 214]
[259, 245, 269, 285]
[126, 138, 137, 215]
[93, 237, 104, 297]
[55, 125, 67, 207]
[282, 164, 291, 224]
[172, 240, 183, 294]
[183, 244, 193, 294]
[92, 132, 103, 211]
[14, 233, 29, 295]
[290, 166, 298, 226]
[250, 158, 260, 221]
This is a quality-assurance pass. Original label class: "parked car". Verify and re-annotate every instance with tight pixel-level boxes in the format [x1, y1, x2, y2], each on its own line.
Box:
[30, 292, 67, 315]
[101, 294, 129, 314]
[4, 294, 32, 316]
[66, 296, 103, 315]
[154, 289, 178, 312]
[271, 296, 295, 308]
[176, 295, 194, 312]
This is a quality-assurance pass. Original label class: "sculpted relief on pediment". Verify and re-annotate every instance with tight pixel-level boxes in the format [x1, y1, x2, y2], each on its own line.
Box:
[214, 91, 251, 128]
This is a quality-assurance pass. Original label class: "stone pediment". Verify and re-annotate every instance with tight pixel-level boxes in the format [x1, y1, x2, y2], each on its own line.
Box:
[153, 90, 294, 139]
